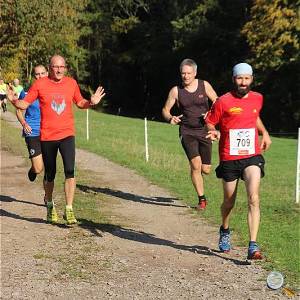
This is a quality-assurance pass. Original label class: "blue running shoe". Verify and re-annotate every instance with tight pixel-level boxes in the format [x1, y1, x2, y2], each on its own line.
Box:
[219, 226, 231, 252]
[247, 242, 263, 260]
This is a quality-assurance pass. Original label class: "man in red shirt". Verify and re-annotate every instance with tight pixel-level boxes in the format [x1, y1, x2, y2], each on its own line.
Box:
[206, 63, 271, 259]
[7, 55, 106, 225]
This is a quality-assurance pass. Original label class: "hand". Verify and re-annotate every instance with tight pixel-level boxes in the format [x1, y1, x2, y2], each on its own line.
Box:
[202, 112, 208, 119]
[90, 86, 106, 105]
[23, 123, 32, 135]
[260, 132, 272, 151]
[169, 114, 183, 125]
[206, 130, 220, 141]
[6, 85, 18, 102]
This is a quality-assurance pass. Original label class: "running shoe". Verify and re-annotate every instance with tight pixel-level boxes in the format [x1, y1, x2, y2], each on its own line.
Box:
[63, 207, 77, 225]
[195, 199, 207, 210]
[47, 203, 58, 224]
[28, 168, 37, 182]
[219, 226, 231, 252]
[247, 242, 263, 260]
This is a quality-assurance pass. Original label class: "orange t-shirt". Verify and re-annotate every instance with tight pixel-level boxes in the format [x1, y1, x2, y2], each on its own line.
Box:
[24, 77, 83, 141]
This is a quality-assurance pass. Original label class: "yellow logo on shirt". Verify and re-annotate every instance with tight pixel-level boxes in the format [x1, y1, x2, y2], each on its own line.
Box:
[229, 107, 243, 114]
[253, 109, 257, 113]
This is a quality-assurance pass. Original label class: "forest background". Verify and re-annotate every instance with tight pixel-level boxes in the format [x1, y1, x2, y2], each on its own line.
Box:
[1, 0, 299, 133]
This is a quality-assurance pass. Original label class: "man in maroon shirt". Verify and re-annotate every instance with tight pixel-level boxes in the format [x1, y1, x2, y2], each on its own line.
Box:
[162, 58, 218, 210]
[206, 63, 272, 259]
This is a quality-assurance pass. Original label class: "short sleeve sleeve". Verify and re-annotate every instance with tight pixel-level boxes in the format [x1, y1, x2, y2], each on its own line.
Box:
[73, 82, 84, 104]
[205, 98, 223, 126]
[24, 81, 39, 104]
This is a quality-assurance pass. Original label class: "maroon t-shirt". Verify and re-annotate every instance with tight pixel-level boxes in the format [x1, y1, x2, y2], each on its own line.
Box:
[177, 79, 209, 136]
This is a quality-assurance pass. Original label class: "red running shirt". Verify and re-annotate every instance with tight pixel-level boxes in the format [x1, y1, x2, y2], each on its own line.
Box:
[24, 77, 83, 141]
[206, 91, 263, 161]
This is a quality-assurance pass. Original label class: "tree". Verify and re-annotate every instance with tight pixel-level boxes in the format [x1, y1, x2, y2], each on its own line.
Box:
[242, 0, 300, 132]
[0, 0, 89, 84]
[242, 0, 299, 71]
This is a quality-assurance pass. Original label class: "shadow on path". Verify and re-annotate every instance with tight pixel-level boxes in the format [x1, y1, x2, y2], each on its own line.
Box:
[1, 208, 70, 229]
[1, 195, 45, 207]
[1, 208, 46, 224]
[79, 218, 251, 266]
[77, 184, 186, 208]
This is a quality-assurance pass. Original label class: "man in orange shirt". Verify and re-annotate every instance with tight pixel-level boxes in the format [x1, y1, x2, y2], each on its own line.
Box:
[7, 55, 105, 225]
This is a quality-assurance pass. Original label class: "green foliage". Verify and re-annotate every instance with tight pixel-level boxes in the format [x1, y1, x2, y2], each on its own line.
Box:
[1, 0, 298, 131]
[242, 0, 300, 71]
[171, 0, 219, 50]
[242, 0, 300, 132]
[0, 0, 89, 83]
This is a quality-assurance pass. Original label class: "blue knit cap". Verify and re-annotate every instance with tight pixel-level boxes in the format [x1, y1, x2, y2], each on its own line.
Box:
[232, 63, 253, 76]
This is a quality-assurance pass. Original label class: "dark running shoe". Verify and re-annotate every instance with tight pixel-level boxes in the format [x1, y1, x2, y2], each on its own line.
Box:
[28, 168, 37, 182]
[247, 242, 263, 260]
[219, 226, 231, 253]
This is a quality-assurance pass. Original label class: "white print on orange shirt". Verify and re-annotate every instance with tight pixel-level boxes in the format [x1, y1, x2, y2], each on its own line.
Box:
[51, 94, 66, 115]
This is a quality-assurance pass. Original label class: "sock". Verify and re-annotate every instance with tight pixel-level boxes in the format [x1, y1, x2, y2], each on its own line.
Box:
[47, 201, 54, 208]
[220, 225, 230, 233]
[66, 205, 73, 210]
[198, 195, 206, 202]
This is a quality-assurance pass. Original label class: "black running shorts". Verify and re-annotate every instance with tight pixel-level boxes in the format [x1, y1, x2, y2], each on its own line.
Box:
[41, 136, 75, 182]
[215, 155, 265, 182]
[25, 136, 42, 159]
[180, 134, 212, 164]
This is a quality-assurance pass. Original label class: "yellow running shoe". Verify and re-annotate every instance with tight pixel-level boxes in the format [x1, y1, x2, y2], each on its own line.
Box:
[63, 207, 77, 225]
[46, 202, 58, 224]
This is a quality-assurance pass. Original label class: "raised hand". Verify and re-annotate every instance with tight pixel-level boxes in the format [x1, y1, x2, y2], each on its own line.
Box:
[6, 85, 18, 102]
[90, 86, 106, 105]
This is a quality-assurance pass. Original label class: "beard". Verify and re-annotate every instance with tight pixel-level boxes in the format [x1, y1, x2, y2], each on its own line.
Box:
[234, 84, 251, 98]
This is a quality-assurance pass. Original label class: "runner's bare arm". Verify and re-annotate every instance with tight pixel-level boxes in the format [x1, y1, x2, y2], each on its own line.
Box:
[16, 108, 32, 134]
[204, 81, 218, 103]
[256, 117, 272, 151]
[205, 122, 220, 141]
[6, 86, 30, 110]
[162, 87, 182, 125]
[76, 86, 106, 108]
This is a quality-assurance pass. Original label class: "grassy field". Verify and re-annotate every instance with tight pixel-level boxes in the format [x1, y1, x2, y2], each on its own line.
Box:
[2, 107, 299, 286]
[74, 108, 299, 286]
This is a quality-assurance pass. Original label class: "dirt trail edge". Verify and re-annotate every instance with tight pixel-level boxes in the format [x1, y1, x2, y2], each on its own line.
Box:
[1, 112, 286, 299]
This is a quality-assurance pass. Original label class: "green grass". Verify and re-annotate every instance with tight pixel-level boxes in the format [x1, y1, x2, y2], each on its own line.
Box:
[74, 108, 300, 286]
[2, 107, 299, 286]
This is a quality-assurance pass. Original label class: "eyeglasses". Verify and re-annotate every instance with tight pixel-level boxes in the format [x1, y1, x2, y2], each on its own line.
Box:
[35, 72, 47, 76]
[51, 65, 66, 70]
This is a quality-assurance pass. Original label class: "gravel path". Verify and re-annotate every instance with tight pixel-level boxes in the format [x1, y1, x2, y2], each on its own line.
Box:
[1, 111, 289, 299]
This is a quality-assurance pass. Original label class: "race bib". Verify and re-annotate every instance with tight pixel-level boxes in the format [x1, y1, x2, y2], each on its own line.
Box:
[229, 128, 255, 155]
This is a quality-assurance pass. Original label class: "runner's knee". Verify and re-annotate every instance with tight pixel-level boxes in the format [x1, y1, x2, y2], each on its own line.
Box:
[248, 194, 259, 207]
[201, 165, 211, 175]
[64, 169, 75, 179]
[190, 158, 201, 171]
[33, 165, 43, 174]
[44, 172, 55, 182]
